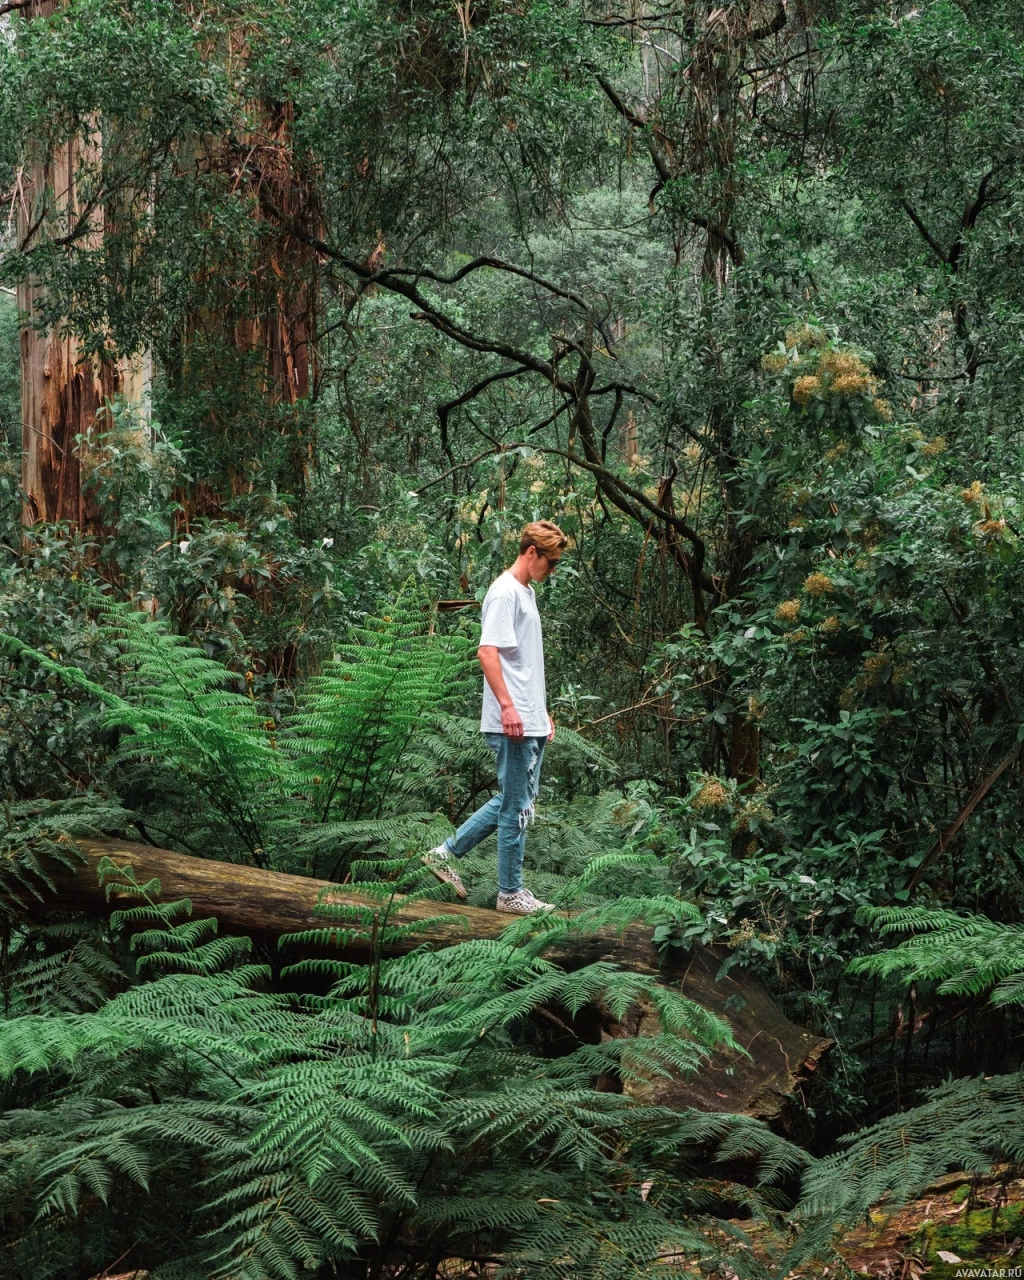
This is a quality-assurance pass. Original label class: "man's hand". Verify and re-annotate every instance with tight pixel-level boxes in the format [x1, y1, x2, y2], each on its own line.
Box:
[547, 713, 556, 743]
[502, 704, 525, 739]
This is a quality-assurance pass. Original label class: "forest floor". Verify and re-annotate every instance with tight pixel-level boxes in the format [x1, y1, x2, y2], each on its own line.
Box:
[831, 1169, 1024, 1279]
[743, 1169, 1024, 1280]
[88, 1173, 1024, 1280]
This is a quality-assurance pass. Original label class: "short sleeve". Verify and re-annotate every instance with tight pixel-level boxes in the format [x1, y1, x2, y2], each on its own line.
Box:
[479, 592, 517, 649]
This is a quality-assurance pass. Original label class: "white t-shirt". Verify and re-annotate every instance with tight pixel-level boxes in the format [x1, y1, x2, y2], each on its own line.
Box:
[478, 570, 548, 735]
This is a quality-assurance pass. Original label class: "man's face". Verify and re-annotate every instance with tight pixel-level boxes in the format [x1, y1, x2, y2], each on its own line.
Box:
[526, 545, 562, 583]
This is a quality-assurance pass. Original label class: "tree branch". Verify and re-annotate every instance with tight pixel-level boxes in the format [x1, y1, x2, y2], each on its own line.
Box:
[899, 200, 949, 265]
[905, 742, 1023, 894]
[385, 257, 614, 350]
[258, 194, 571, 389]
[745, 0, 787, 42]
[596, 75, 743, 263]
[256, 193, 711, 576]
[437, 367, 532, 468]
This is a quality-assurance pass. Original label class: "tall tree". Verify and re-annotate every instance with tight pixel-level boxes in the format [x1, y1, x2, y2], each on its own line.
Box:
[15, 1, 150, 531]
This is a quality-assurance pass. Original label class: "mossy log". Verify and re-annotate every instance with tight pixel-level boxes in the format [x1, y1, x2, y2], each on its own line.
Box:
[41, 839, 829, 1126]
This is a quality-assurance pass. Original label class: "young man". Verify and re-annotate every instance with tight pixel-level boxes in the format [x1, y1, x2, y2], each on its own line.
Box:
[423, 519, 567, 914]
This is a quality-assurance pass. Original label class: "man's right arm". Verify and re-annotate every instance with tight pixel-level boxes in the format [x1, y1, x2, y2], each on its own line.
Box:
[477, 646, 524, 739]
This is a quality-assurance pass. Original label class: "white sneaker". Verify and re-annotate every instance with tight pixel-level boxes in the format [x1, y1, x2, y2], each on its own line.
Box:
[495, 888, 554, 915]
[421, 846, 467, 900]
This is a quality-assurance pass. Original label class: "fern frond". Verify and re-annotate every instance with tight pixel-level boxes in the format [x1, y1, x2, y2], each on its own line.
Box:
[851, 905, 1024, 1004]
[784, 1070, 1024, 1270]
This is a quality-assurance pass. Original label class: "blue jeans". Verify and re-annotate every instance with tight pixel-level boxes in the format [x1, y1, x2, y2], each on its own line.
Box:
[443, 733, 546, 894]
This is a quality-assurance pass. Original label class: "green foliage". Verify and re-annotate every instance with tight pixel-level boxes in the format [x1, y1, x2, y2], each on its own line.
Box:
[6, 0, 1024, 1270]
[850, 906, 1024, 1007]
[787, 1071, 1024, 1271]
[1, 590, 473, 872]
[0, 292, 19, 462]
[0, 849, 790, 1280]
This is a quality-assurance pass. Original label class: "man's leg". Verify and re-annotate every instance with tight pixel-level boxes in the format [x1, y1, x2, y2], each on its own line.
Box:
[494, 736, 545, 895]
[441, 733, 507, 858]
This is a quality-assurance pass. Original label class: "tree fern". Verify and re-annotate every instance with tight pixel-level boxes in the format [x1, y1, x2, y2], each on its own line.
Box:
[0, 794, 128, 915]
[850, 904, 1024, 1006]
[0, 841, 803, 1280]
[784, 1070, 1024, 1270]
[0, 607, 818, 1279]
[285, 595, 474, 832]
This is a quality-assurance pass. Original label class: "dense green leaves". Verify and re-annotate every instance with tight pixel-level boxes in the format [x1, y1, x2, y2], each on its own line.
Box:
[3, 0, 1024, 1273]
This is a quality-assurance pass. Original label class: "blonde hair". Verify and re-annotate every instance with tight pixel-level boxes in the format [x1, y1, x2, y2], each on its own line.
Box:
[519, 519, 567, 558]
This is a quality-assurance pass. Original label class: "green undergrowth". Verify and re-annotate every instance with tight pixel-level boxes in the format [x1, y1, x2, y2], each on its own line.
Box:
[918, 1198, 1024, 1275]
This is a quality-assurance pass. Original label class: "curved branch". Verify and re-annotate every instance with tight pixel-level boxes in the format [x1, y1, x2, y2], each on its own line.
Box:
[258, 194, 573, 393]
[899, 200, 950, 266]
[595, 75, 743, 263]
[438, 367, 532, 468]
[385, 257, 614, 350]
[746, 0, 787, 41]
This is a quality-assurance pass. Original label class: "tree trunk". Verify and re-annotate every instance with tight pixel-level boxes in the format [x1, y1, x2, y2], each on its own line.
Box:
[17, 1, 151, 534]
[40, 838, 830, 1125]
[171, 95, 319, 521]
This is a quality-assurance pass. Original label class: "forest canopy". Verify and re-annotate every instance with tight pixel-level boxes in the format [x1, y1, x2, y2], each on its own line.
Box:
[2, 0, 1024, 1276]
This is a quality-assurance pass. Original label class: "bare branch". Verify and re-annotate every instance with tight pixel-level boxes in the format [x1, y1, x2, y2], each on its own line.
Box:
[438, 366, 531, 467]
[596, 74, 743, 264]
[384, 257, 614, 351]
[746, 0, 787, 41]
[899, 200, 950, 266]
[905, 743, 1023, 894]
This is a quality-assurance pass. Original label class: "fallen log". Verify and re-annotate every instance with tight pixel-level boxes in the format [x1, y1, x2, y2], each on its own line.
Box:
[39, 839, 829, 1125]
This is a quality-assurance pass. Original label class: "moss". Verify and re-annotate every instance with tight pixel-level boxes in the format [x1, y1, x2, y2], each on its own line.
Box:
[916, 1200, 1024, 1273]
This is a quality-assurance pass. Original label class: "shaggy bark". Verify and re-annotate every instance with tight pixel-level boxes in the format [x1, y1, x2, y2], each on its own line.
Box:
[17, 10, 151, 534]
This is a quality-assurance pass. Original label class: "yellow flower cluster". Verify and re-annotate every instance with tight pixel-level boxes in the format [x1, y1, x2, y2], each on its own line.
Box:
[816, 350, 880, 399]
[860, 651, 892, 689]
[820, 614, 842, 634]
[692, 778, 728, 811]
[792, 375, 820, 404]
[831, 373, 872, 396]
[872, 398, 892, 420]
[728, 920, 757, 944]
[858, 520, 885, 549]
[975, 519, 1006, 539]
[774, 599, 802, 624]
[761, 352, 789, 373]
[785, 324, 827, 350]
[961, 480, 984, 504]
[784, 629, 808, 644]
[920, 436, 947, 457]
[803, 571, 834, 596]
[817, 350, 861, 376]
[733, 798, 775, 832]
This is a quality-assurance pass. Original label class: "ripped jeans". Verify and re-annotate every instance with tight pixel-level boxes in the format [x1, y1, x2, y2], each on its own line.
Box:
[442, 734, 546, 894]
